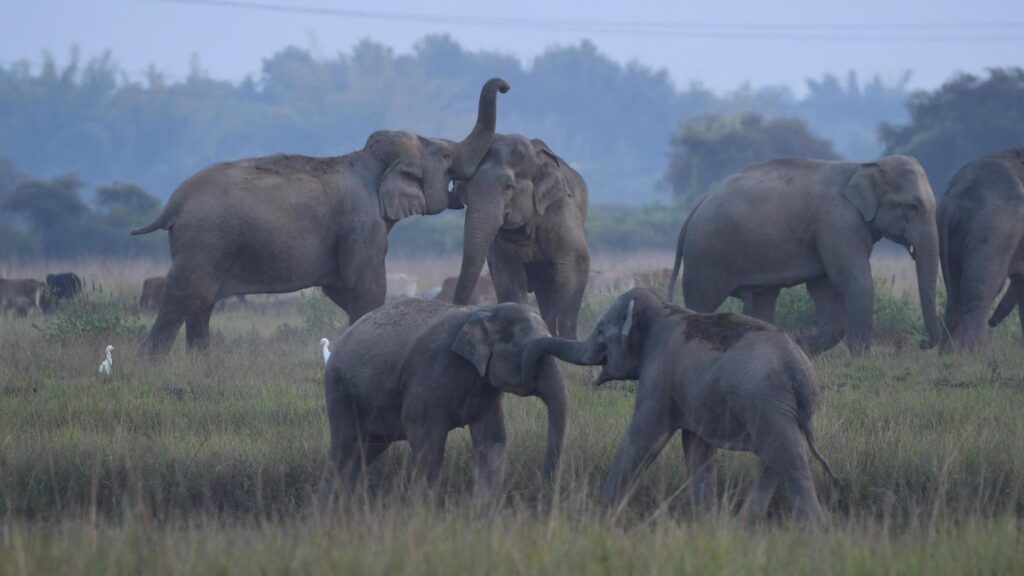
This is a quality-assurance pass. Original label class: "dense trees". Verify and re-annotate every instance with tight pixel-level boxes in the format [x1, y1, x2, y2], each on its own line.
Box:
[664, 113, 839, 208]
[881, 68, 1024, 191]
[1, 37, 909, 206]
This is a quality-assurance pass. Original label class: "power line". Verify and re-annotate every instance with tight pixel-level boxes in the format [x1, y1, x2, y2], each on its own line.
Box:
[141, 0, 1024, 41]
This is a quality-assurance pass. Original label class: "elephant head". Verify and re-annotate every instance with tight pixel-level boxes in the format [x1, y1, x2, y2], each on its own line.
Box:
[449, 135, 571, 305]
[451, 303, 568, 478]
[842, 155, 942, 348]
[365, 78, 510, 221]
[522, 288, 655, 388]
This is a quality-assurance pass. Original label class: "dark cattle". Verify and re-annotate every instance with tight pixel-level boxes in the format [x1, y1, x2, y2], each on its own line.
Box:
[46, 272, 83, 305]
[0, 278, 46, 316]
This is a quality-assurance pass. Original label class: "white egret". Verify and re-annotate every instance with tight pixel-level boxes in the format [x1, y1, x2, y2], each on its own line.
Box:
[98, 345, 113, 375]
[320, 338, 331, 366]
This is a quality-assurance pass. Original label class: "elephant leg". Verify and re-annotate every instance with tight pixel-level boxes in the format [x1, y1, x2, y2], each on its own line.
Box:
[738, 464, 780, 525]
[488, 242, 529, 304]
[407, 425, 449, 496]
[469, 405, 508, 504]
[316, 390, 363, 509]
[988, 279, 1016, 328]
[554, 255, 589, 339]
[803, 277, 846, 356]
[529, 265, 560, 333]
[752, 419, 826, 527]
[185, 303, 215, 352]
[328, 226, 388, 323]
[683, 272, 730, 314]
[138, 261, 220, 357]
[744, 288, 780, 324]
[1014, 277, 1024, 342]
[681, 430, 718, 513]
[959, 248, 1014, 351]
[601, 391, 674, 508]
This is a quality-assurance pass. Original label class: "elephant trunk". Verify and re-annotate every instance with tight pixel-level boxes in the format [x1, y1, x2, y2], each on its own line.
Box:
[522, 334, 602, 387]
[533, 361, 568, 479]
[915, 230, 942, 349]
[451, 78, 510, 179]
[453, 202, 502, 305]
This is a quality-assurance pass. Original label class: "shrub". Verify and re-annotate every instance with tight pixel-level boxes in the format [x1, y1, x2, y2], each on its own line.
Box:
[298, 290, 348, 336]
[38, 292, 146, 342]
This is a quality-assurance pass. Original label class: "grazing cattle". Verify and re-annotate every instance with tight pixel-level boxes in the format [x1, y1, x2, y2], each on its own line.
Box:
[435, 275, 497, 305]
[139, 276, 166, 312]
[0, 278, 46, 317]
[46, 272, 83, 302]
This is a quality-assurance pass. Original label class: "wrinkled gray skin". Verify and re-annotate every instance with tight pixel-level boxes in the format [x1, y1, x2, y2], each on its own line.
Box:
[668, 156, 941, 356]
[451, 135, 590, 338]
[939, 149, 1024, 350]
[523, 288, 838, 526]
[131, 79, 510, 357]
[316, 299, 567, 507]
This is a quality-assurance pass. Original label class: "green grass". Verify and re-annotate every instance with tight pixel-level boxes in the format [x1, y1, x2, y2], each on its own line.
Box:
[1, 283, 1024, 574]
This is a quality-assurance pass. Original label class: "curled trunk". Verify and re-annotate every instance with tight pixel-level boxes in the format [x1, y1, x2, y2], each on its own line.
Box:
[451, 78, 510, 179]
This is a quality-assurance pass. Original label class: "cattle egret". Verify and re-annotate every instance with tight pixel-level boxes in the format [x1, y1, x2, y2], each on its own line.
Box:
[320, 338, 331, 366]
[98, 345, 113, 375]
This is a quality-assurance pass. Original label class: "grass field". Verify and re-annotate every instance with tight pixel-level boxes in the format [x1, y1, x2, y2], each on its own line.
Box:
[2, 254, 1023, 574]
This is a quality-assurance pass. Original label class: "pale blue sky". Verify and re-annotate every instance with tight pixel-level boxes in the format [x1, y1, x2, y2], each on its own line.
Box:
[3, 0, 1021, 92]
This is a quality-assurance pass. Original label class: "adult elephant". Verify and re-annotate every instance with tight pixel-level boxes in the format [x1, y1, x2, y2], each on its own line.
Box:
[667, 155, 941, 355]
[131, 78, 510, 357]
[450, 135, 589, 338]
[938, 149, 1024, 350]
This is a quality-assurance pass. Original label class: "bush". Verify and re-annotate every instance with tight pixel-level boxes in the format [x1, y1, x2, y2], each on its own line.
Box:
[297, 290, 348, 336]
[38, 292, 147, 342]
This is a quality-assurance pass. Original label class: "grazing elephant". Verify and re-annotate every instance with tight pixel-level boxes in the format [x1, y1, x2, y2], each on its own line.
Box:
[668, 155, 941, 355]
[522, 288, 837, 526]
[131, 78, 510, 357]
[317, 298, 567, 506]
[0, 278, 46, 316]
[450, 135, 589, 338]
[938, 149, 1024, 350]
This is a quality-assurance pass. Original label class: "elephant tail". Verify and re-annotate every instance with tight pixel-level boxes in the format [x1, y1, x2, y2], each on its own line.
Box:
[790, 361, 840, 486]
[131, 203, 176, 235]
[666, 196, 706, 304]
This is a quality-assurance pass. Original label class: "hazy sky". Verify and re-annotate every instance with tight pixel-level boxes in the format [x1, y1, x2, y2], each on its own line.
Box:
[3, 0, 1022, 93]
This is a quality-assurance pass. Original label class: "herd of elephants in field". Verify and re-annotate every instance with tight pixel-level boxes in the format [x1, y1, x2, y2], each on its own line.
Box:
[3, 78, 1024, 525]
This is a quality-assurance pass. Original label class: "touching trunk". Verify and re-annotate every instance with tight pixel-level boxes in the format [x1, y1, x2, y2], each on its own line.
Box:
[451, 78, 510, 179]
[915, 231, 942, 348]
[453, 202, 503, 305]
[534, 362, 568, 479]
[521, 334, 601, 387]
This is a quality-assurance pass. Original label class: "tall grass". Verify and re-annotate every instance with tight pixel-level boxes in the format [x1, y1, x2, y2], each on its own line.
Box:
[1, 256, 1023, 574]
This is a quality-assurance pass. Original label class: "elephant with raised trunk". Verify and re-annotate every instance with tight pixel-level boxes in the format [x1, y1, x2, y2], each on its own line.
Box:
[939, 149, 1024, 350]
[668, 155, 941, 355]
[317, 299, 567, 506]
[131, 79, 509, 357]
[522, 288, 838, 526]
[450, 135, 589, 338]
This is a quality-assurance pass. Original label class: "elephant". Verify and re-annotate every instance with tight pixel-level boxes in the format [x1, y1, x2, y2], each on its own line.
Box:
[316, 298, 567, 506]
[522, 288, 838, 526]
[435, 274, 497, 305]
[130, 78, 510, 356]
[938, 149, 1024, 350]
[668, 155, 941, 355]
[139, 276, 165, 312]
[449, 134, 590, 338]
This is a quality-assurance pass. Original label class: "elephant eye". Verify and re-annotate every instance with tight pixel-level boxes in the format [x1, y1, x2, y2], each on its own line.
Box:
[443, 152, 452, 161]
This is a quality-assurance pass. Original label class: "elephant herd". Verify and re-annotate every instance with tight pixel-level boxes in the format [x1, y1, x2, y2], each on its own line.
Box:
[125, 77, 1024, 524]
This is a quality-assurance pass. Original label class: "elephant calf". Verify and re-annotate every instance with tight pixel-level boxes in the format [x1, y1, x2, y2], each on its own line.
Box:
[317, 299, 567, 506]
[523, 288, 837, 526]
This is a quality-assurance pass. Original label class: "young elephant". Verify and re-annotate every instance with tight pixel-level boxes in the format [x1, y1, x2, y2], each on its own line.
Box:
[523, 288, 837, 525]
[317, 298, 568, 506]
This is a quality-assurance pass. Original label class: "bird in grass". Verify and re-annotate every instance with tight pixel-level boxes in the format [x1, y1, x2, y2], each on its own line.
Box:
[320, 338, 331, 366]
[98, 345, 114, 375]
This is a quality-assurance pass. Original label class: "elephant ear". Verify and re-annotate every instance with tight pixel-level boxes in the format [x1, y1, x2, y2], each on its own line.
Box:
[452, 310, 492, 377]
[842, 164, 881, 221]
[531, 139, 570, 216]
[379, 160, 426, 221]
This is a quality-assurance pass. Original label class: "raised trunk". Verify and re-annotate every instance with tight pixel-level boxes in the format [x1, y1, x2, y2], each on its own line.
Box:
[453, 204, 502, 305]
[533, 362, 568, 479]
[521, 334, 601, 387]
[451, 78, 510, 179]
[915, 233, 942, 349]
